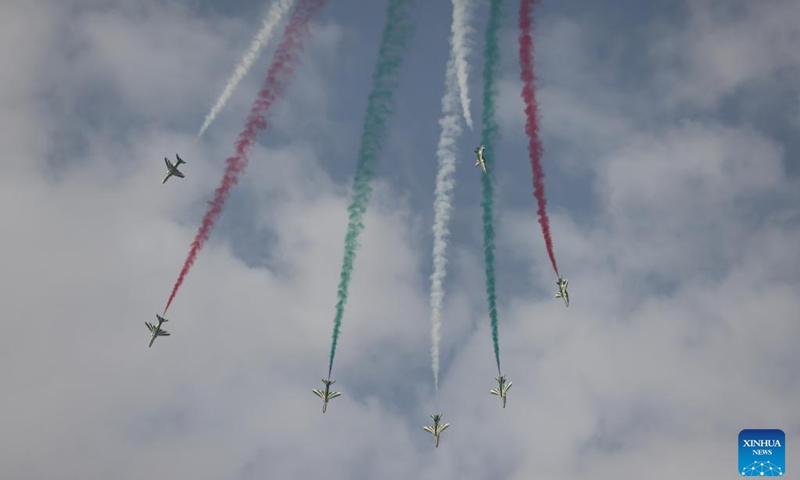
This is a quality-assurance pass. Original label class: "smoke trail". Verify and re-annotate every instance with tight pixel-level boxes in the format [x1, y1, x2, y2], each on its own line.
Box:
[327, 0, 417, 378]
[164, 0, 325, 313]
[198, 0, 296, 137]
[480, 0, 503, 375]
[451, 0, 474, 130]
[518, 0, 559, 276]
[429, 56, 461, 393]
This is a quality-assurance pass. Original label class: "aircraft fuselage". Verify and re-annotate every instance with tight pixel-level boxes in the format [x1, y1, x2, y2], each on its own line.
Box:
[555, 278, 569, 307]
[146, 315, 169, 348]
[162, 155, 185, 184]
[313, 379, 340, 413]
[424, 414, 449, 448]
[475, 145, 487, 173]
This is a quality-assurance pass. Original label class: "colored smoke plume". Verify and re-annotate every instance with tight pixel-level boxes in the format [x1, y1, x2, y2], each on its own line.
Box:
[327, 0, 417, 378]
[480, 0, 504, 375]
[519, 0, 559, 276]
[429, 55, 462, 393]
[450, 0, 475, 130]
[197, 0, 296, 137]
[164, 0, 325, 313]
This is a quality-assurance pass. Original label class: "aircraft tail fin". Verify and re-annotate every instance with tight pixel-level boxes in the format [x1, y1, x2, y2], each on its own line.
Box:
[175, 154, 185, 165]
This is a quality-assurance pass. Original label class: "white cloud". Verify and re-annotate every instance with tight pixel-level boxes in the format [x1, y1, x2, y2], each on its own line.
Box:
[1, 0, 799, 478]
[64, 4, 239, 121]
[649, 0, 800, 110]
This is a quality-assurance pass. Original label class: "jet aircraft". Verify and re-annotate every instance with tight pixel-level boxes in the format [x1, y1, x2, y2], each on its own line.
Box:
[162, 154, 186, 184]
[423, 413, 450, 448]
[490, 374, 513, 408]
[146, 314, 170, 348]
[312, 378, 341, 413]
[555, 277, 569, 307]
[475, 145, 487, 174]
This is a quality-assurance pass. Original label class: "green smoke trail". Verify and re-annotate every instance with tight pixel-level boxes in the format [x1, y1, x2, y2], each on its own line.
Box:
[327, 0, 417, 378]
[481, 0, 503, 375]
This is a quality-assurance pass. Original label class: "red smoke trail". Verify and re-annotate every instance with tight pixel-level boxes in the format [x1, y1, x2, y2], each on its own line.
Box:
[518, 0, 559, 277]
[164, 0, 325, 313]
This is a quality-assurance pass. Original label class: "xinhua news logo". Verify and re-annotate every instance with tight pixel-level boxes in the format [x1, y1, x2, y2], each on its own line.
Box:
[739, 429, 785, 476]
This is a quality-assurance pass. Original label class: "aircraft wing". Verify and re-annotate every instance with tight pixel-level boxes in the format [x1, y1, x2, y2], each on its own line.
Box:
[423, 426, 435, 434]
[312, 389, 325, 398]
[146, 322, 156, 332]
[438, 423, 450, 432]
[165, 158, 173, 169]
[328, 392, 341, 399]
[490, 389, 500, 395]
[173, 170, 185, 178]
[158, 331, 170, 337]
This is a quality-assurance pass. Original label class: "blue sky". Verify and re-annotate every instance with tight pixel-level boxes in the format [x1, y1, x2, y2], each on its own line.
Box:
[1, 0, 799, 478]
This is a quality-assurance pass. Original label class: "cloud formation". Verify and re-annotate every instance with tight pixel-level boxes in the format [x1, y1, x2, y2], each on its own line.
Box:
[1, 0, 798, 478]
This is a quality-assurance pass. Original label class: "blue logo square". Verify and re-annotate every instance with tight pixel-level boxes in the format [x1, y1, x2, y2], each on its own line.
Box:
[739, 429, 785, 476]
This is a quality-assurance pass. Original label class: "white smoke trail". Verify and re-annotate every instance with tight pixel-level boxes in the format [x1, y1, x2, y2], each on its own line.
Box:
[430, 54, 462, 393]
[197, 0, 296, 137]
[451, 0, 474, 130]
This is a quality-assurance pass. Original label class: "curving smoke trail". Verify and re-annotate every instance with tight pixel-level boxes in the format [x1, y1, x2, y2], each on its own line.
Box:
[480, 0, 503, 375]
[451, 0, 475, 131]
[429, 55, 462, 393]
[327, 0, 417, 379]
[518, 0, 559, 276]
[164, 0, 325, 313]
[197, 0, 296, 137]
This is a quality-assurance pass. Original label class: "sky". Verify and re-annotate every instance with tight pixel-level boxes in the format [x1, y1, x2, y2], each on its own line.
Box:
[1, 0, 799, 478]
